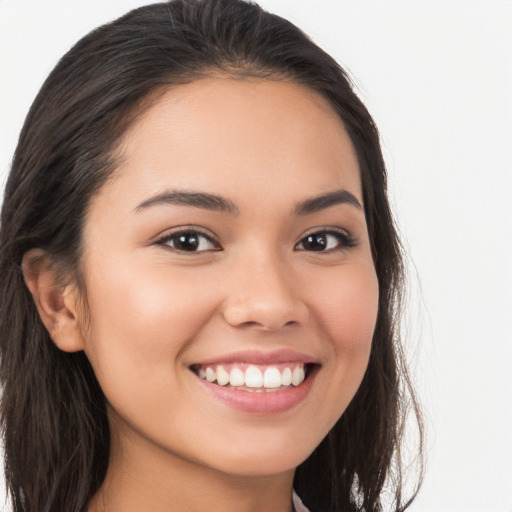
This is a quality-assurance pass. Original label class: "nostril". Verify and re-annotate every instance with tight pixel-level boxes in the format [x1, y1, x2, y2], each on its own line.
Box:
[241, 321, 259, 328]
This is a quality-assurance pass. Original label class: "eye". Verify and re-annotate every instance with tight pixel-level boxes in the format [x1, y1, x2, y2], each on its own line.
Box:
[295, 229, 356, 252]
[155, 230, 220, 252]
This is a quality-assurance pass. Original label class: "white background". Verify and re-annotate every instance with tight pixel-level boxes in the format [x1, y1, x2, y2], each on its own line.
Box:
[0, 1, 511, 511]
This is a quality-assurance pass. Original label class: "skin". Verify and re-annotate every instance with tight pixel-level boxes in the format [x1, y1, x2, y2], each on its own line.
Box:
[25, 77, 379, 512]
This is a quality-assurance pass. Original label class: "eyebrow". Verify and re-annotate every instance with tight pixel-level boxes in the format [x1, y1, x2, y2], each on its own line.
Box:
[135, 190, 239, 215]
[135, 188, 362, 216]
[295, 189, 362, 215]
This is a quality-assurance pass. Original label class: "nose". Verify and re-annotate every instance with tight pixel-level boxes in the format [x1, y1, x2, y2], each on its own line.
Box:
[221, 252, 309, 331]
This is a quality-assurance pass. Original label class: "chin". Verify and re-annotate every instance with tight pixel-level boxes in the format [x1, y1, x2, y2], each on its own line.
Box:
[198, 427, 322, 478]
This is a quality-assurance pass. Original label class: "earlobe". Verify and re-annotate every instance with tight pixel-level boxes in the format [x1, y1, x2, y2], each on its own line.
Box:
[22, 248, 85, 353]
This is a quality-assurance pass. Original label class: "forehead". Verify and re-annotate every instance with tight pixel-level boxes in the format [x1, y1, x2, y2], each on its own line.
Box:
[104, 77, 362, 210]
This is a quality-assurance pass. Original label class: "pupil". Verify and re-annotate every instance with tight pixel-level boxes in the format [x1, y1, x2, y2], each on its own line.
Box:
[305, 234, 326, 251]
[176, 233, 199, 251]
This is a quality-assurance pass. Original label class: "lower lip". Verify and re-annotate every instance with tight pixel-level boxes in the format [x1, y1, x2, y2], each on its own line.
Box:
[196, 373, 315, 414]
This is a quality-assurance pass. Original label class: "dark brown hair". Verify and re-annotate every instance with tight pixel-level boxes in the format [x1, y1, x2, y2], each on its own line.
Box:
[0, 1, 423, 511]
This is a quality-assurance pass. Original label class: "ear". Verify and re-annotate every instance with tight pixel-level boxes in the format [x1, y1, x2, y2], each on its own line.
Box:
[22, 248, 85, 352]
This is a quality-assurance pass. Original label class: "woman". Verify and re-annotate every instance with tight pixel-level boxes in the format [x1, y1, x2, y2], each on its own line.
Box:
[0, 1, 423, 511]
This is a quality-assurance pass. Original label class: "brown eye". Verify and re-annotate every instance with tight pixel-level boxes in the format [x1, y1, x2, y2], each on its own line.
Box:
[159, 231, 219, 252]
[295, 230, 356, 252]
[301, 233, 329, 251]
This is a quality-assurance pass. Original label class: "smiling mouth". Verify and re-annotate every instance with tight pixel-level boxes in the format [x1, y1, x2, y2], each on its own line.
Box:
[190, 363, 314, 392]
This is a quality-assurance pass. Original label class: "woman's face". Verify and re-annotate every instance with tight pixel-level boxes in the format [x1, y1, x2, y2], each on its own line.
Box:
[77, 77, 379, 478]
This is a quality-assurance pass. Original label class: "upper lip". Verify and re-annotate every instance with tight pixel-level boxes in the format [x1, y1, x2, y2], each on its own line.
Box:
[190, 349, 319, 367]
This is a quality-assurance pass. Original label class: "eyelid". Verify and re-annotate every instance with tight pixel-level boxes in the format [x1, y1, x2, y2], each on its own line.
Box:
[294, 226, 357, 251]
[152, 225, 222, 252]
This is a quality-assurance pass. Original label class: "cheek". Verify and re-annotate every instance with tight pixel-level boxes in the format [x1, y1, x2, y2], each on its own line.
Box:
[307, 261, 378, 408]
[294, 261, 378, 439]
[313, 263, 379, 355]
[81, 261, 219, 381]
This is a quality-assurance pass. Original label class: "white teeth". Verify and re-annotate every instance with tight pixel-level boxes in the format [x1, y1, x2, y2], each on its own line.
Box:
[281, 367, 292, 386]
[292, 366, 305, 386]
[245, 365, 263, 388]
[196, 363, 308, 389]
[205, 367, 216, 382]
[216, 365, 230, 386]
[229, 367, 245, 387]
[263, 367, 282, 388]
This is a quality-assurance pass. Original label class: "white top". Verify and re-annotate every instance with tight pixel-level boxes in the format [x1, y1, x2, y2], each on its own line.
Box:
[292, 490, 311, 512]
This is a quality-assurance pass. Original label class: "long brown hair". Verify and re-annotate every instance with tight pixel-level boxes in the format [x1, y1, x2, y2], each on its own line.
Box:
[0, 1, 424, 511]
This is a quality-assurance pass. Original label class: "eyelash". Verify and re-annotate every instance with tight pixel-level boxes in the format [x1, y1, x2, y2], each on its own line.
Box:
[154, 227, 220, 253]
[295, 228, 357, 253]
[154, 227, 357, 254]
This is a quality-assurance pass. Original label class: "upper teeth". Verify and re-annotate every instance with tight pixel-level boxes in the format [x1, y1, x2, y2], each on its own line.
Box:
[196, 364, 306, 389]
